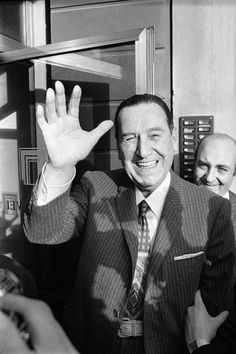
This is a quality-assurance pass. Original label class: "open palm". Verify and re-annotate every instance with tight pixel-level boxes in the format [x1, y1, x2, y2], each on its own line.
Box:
[37, 81, 113, 169]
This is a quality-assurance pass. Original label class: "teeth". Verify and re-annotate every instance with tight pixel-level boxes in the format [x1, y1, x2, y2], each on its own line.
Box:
[136, 161, 157, 168]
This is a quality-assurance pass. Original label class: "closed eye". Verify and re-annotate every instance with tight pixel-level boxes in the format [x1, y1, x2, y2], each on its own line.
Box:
[217, 167, 229, 173]
[121, 134, 137, 143]
[149, 133, 161, 140]
[197, 163, 208, 170]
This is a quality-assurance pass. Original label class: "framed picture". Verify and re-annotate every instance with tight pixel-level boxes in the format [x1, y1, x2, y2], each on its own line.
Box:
[19, 148, 47, 185]
[2, 193, 18, 216]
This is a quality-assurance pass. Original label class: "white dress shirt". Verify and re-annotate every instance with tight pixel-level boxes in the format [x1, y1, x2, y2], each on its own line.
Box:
[135, 172, 171, 247]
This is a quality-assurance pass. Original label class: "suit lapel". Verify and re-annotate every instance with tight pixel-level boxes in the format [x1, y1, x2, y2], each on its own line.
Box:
[149, 172, 183, 275]
[115, 184, 139, 278]
[115, 171, 184, 279]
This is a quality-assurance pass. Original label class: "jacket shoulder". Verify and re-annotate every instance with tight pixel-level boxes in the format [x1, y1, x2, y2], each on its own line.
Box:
[79, 169, 133, 194]
[170, 171, 231, 209]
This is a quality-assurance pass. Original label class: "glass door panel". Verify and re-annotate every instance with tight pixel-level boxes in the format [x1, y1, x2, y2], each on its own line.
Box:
[0, 27, 154, 179]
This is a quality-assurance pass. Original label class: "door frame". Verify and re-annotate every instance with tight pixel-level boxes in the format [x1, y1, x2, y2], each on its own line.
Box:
[0, 27, 155, 94]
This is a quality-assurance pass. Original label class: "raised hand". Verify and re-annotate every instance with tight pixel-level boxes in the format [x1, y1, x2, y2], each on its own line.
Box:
[37, 81, 113, 170]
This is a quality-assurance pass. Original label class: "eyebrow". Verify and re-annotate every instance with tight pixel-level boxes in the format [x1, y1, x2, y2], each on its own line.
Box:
[216, 164, 230, 169]
[121, 127, 164, 136]
[120, 132, 137, 137]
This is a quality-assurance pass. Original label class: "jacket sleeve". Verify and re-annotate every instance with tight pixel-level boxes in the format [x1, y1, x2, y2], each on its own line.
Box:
[193, 345, 215, 354]
[197, 198, 235, 354]
[23, 174, 90, 245]
[199, 198, 235, 314]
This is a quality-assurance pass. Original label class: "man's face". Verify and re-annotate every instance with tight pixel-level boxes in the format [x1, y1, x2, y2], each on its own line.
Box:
[194, 138, 236, 197]
[117, 102, 175, 196]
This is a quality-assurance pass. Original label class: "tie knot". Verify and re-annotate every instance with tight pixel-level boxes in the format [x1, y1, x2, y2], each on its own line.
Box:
[138, 200, 149, 217]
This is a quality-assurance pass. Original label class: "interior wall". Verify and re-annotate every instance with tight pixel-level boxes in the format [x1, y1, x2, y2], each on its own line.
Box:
[173, 0, 236, 192]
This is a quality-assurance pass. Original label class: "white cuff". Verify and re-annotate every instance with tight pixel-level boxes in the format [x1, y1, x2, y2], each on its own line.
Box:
[188, 339, 210, 353]
[196, 339, 210, 347]
[41, 161, 76, 188]
[33, 162, 76, 206]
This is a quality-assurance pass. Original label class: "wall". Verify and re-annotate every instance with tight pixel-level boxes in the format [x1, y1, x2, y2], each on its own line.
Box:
[173, 0, 236, 192]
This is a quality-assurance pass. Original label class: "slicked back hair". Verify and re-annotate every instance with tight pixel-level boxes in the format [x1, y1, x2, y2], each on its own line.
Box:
[114, 93, 173, 139]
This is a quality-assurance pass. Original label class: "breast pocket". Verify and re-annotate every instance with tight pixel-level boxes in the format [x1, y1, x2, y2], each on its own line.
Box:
[163, 251, 206, 297]
[173, 251, 205, 266]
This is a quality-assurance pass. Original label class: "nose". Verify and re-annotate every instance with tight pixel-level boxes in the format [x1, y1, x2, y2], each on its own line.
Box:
[204, 168, 216, 183]
[136, 136, 152, 158]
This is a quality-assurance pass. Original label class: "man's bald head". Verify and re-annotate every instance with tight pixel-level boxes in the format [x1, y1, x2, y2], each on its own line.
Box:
[194, 133, 236, 197]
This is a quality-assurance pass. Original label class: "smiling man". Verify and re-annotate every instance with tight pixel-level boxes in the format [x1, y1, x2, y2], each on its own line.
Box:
[194, 133, 236, 198]
[184, 133, 236, 354]
[24, 82, 235, 354]
[116, 95, 174, 197]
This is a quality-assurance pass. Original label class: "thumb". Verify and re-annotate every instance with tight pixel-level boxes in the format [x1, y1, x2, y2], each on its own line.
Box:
[90, 120, 114, 143]
[194, 289, 202, 303]
[194, 290, 206, 310]
[214, 310, 229, 327]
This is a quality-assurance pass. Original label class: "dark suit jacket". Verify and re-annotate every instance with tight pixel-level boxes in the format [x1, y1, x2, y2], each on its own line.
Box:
[194, 345, 215, 354]
[229, 190, 236, 237]
[24, 170, 235, 354]
[194, 280, 236, 354]
[201, 191, 236, 354]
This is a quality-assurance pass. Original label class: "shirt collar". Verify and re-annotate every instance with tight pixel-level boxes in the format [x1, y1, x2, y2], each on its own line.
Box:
[223, 191, 230, 200]
[135, 172, 171, 216]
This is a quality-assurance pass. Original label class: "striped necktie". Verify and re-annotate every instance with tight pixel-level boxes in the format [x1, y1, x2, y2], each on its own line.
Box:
[127, 200, 150, 319]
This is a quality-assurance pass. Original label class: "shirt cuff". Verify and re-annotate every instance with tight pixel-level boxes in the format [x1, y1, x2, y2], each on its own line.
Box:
[188, 340, 210, 353]
[33, 161, 76, 206]
[196, 339, 210, 347]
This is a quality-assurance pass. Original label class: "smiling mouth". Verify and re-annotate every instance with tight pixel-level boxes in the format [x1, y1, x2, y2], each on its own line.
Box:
[136, 161, 158, 169]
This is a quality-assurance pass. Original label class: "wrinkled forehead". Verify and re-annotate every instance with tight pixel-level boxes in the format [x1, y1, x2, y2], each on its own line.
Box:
[118, 102, 171, 130]
[199, 138, 236, 165]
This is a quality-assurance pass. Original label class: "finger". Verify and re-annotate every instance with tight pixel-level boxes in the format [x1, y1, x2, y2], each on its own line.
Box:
[194, 289, 202, 302]
[36, 104, 48, 132]
[194, 290, 207, 311]
[0, 311, 30, 353]
[194, 290, 206, 309]
[0, 295, 53, 343]
[68, 85, 81, 120]
[0, 294, 35, 317]
[0, 296, 75, 353]
[0, 294, 53, 331]
[55, 81, 67, 117]
[46, 87, 58, 123]
[90, 120, 114, 145]
[214, 310, 229, 327]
